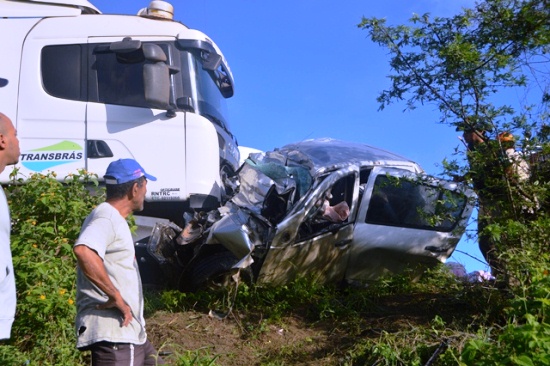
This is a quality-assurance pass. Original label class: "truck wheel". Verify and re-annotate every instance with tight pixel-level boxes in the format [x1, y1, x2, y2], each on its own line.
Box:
[189, 251, 252, 292]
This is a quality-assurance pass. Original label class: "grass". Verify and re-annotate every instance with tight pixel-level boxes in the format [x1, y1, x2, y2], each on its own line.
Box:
[142, 266, 514, 365]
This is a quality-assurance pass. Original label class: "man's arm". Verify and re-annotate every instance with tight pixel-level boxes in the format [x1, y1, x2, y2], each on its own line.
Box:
[73, 244, 133, 326]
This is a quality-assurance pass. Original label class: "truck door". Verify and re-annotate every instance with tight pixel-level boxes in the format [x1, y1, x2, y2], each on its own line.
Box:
[85, 36, 191, 203]
[257, 166, 359, 286]
[17, 35, 87, 178]
[346, 167, 474, 282]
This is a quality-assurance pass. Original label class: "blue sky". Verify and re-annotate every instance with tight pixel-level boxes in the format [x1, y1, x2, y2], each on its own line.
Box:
[94, 0, 487, 272]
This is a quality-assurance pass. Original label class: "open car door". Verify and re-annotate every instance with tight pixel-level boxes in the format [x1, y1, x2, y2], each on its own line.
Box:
[256, 165, 360, 286]
[346, 167, 474, 283]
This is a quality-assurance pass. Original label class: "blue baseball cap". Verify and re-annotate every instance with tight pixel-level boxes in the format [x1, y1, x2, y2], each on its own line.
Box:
[104, 159, 157, 185]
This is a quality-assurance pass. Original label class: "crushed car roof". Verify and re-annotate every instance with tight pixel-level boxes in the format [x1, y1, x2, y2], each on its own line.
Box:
[273, 138, 424, 175]
[233, 138, 426, 218]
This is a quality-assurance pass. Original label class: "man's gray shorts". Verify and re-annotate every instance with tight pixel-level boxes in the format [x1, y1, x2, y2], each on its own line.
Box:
[89, 340, 165, 365]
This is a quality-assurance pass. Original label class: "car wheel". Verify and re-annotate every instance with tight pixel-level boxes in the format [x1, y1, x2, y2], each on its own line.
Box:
[189, 251, 252, 292]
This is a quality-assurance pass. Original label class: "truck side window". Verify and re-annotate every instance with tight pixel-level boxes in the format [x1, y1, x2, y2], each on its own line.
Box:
[94, 48, 148, 108]
[42, 45, 86, 101]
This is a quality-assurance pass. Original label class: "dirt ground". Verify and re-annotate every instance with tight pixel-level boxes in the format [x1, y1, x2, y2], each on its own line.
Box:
[145, 292, 472, 365]
[147, 310, 344, 365]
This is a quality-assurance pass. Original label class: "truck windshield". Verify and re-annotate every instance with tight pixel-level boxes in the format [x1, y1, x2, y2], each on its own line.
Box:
[183, 52, 232, 135]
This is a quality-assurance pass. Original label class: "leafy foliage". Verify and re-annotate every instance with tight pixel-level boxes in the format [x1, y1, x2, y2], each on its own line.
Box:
[0, 170, 104, 365]
[360, 0, 549, 132]
[360, 0, 550, 364]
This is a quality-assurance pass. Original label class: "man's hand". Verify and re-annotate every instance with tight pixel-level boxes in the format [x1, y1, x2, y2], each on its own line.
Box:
[96, 293, 133, 327]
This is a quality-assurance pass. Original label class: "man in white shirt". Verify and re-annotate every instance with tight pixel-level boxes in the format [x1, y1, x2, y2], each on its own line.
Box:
[0, 112, 20, 340]
[74, 159, 164, 365]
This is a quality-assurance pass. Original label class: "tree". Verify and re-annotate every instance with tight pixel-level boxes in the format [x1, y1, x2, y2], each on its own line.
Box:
[359, 0, 550, 282]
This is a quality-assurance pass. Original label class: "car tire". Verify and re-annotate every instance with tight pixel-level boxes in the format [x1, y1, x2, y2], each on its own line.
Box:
[189, 251, 252, 292]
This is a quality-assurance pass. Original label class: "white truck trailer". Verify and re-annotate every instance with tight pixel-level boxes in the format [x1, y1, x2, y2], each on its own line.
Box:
[0, 0, 240, 223]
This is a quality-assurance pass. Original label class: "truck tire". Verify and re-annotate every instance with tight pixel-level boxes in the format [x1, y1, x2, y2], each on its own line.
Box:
[189, 251, 252, 292]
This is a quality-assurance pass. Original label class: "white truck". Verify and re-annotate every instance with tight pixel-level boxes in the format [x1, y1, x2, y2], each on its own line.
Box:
[0, 0, 240, 223]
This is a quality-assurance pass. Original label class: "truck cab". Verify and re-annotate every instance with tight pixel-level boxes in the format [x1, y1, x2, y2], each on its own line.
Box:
[0, 0, 239, 222]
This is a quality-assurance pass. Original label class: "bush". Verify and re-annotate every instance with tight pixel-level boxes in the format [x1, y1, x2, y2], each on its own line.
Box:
[460, 264, 550, 365]
[0, 170, 104, 365]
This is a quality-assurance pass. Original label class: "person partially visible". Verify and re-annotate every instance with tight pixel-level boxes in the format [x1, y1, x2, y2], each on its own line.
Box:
[462, 129, 491, 191]
[321, 200, 350, 222]
[445, 262, 495, 283]
[315, 192, 350, 223]
[0, 113, 21, 340]
[497, 132, 530, 184]
[497, 132, 539, 215]
[73, 158, 165, 365]
[462, 129, 508, 277]
[462, 129, 535, 280]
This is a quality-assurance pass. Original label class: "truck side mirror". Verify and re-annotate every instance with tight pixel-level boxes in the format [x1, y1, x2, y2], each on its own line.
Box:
[142, 43, 167, 62]
[142, 43, 171, 110]
[144, 63, 170, 110]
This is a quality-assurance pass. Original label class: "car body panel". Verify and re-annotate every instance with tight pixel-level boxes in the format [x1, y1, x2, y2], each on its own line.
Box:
[257, 165, 359, 285]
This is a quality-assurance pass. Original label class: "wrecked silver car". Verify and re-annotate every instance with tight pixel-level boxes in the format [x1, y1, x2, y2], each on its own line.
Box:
[136, 138, 475, 291]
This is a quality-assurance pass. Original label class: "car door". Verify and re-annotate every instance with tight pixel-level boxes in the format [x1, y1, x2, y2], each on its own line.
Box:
[85, 36, 191, 203]
[345, 167, 474, 283]
[256, 165, 360, 286]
